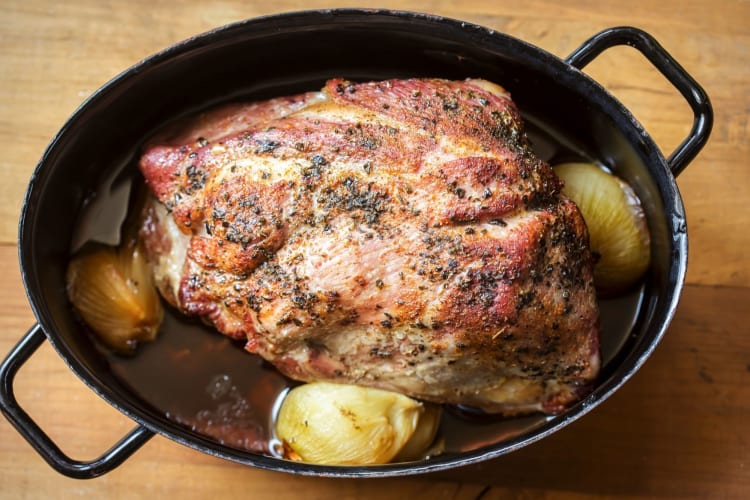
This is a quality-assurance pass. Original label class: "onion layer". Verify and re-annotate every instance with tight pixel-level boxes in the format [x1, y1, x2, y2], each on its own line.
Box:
[554, 162, 651, 294]
[275, 382, 442, 465]
[66, 241, 163, 353]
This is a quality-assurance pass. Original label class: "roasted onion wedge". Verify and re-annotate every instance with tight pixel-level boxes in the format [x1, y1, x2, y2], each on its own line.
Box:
[275, 382, 442, 465]
[66, 240, 163, 354]
[554, 162, 651, 294]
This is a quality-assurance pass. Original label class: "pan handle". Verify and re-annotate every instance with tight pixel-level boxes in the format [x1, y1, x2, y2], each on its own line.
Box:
[565, 26, 713, 177]
[0, 324, 155, 479]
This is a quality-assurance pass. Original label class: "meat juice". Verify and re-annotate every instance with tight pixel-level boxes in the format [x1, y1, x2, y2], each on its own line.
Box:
[71, 113, 645, 459]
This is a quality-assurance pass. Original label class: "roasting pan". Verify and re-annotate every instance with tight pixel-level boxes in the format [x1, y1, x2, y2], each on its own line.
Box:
[0, 9, 711, 478]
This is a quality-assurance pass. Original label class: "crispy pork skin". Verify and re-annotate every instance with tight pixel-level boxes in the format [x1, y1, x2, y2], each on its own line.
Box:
[139, 78, 600, 414]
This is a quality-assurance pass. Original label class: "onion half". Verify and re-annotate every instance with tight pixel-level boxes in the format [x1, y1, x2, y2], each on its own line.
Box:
[66, 240, 163, 353]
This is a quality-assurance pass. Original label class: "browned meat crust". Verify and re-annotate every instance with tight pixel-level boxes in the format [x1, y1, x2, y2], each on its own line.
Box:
[139, 78, 600, 414]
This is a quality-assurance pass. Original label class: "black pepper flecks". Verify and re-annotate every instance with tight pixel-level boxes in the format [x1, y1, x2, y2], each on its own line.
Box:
[316, 176, 391, 227]
[254, 139, 280, 154]
[184, 165, 208, 195]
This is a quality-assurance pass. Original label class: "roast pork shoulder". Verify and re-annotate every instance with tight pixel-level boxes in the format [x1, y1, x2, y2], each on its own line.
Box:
[139, 78, 600, 415]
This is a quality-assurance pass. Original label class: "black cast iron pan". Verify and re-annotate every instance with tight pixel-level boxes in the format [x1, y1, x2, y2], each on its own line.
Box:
[0, 9, 711, 478]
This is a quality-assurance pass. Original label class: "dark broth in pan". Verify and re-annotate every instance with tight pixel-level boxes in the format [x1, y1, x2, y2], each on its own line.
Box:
[71, 111, 645, 459]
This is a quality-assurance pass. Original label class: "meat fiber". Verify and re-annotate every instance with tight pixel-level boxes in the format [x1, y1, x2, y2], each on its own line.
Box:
[139, 78, 600, 415]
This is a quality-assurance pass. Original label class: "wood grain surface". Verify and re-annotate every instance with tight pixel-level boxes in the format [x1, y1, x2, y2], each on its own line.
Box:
[1, 1, 748, 498]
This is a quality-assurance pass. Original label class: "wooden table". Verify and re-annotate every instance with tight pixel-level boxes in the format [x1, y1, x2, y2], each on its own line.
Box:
[1, 1, 748, 498]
